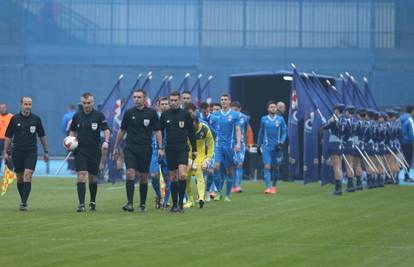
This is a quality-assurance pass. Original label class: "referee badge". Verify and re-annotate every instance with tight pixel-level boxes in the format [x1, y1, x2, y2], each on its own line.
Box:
[91, 123, 98, 130]
[30, 126, 36, 133]
[179, 121, 185, 128]
[143, 119, 150, 127]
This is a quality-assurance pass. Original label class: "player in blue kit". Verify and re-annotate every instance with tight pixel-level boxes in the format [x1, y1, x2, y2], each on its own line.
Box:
[257, 101, 287, 194]
[209, 94, 241, 201]
[230, 101, 249, 193]
[149, 133, 162, 209]
[149, 97, 171, 209]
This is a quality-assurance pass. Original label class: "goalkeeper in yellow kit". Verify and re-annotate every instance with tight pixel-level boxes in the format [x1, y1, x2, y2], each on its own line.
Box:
[184, 103, 214, 208]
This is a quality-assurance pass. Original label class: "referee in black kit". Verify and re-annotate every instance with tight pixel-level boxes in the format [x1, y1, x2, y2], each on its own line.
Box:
[2, 96, 49, 211]
[160, 91, 197, 213]
[113, 89, 163, 212]
[69, 92, 110, 212]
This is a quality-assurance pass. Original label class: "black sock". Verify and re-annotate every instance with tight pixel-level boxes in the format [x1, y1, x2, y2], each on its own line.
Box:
[171, 181, 178, 208]
[178, 180, 187, 208]
[77, 182, 86, 205]
[89, 182, 97, 203]
[17, 182, 23, 202]
[335, 180, 341, 191]
[22, 182, 31, 204]
[126, 180, 135, 204]
[139, 183, 148, 206]
[347, 177, 354, 188]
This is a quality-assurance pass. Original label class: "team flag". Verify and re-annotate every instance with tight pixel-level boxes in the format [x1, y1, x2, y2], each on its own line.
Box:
[141, 75, 153, 107]
[364, 77, 379, 110]
[293, 69, 316, 120]
[152, 75, 172, 107]
[121, 73, 142, 117]
[288, 65, 301, 179]
[177, 73, 190, 93]
[1, 165, 16, 196]
[341, 77, 354, 106]
[200, 75, 213, 103]
[349, 76, 369, 108]
[190, 74, 202, 105]
[101, 74, 123, 132]
[100, 75, 123, 182]
[307, 76, 335, 185]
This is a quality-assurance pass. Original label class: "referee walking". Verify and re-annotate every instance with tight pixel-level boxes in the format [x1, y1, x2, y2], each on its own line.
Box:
[2, 97, 49, 211]
[160, 91, 197, 213]
[69, 92, 110, 212]
[113, 89, 163, 212]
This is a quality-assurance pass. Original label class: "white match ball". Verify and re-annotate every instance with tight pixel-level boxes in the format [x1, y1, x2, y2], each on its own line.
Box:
[63, 136, 78, 151]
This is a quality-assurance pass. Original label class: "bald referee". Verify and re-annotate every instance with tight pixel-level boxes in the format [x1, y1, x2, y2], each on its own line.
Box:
[69, 92, 110, 212]
[3, 97, 49, 211]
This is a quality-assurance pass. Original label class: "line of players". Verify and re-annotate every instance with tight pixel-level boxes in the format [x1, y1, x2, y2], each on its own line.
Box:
[5, 92, 413, 211]
[2, 90, 288, 212]
[323, 104, 409, 195]
[118, 91, 288, 212]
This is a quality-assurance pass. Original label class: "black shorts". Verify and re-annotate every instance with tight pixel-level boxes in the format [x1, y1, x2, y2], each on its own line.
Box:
[12, 150, 37, 173]
[123, 146, 152, 173]
[74, 147, 101, 175]
[166, 147, 189, 171]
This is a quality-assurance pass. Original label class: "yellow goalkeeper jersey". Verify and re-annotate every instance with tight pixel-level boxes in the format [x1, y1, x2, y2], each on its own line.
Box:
[188, 122, 214, 163]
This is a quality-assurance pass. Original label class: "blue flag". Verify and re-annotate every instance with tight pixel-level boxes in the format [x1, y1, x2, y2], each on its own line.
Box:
[341, 78, 353, 106]
[364, 79, 379, 110]
[328, 85, 343, 105]
[349, 77, 369, 108]
[121, 74, 142, 117]
[100, 76, 122, 181]
[306, 77, 335, 185]
[141, 75, 152, 107]
[101, 77, 122, 133]
[293, 71, 318, 183]
[303, 114, 316, 184]
[200, 76, 212, 103]
[152, 75, 171, 107]
[190, 76, 202, 105]
[293, 69, 316, 120]
[178, 74, 190, 93]
[311, 74, 339, 108]
[302, 77, 329, 184]
[310, 111, 324, 182]
[166, 76, 173, 95]
[288, 79, 300, 179]
[307, 78, 333, 117]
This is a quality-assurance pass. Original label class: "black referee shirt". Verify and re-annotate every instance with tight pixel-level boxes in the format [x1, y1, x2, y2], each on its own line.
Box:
[121, 106, 160, 148]
[69, 109, 109, 149]
[5, 112, 45, 152]
[160, 108, 196, 151]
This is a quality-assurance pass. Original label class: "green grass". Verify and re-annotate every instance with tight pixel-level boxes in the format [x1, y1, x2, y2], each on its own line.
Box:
[1, 178, 414, 267]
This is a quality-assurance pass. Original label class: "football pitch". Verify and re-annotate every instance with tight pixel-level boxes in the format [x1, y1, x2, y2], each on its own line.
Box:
[1, 178, 414, 267]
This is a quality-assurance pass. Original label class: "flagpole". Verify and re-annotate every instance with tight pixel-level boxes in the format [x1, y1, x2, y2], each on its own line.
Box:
[55, 151, 73, 176]
[100, 74, 124, 111]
